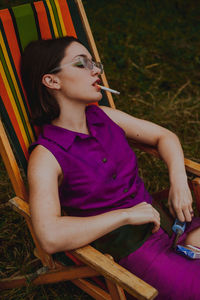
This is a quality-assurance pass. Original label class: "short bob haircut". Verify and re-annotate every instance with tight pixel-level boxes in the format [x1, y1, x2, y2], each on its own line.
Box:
[20, 36, 81, 126]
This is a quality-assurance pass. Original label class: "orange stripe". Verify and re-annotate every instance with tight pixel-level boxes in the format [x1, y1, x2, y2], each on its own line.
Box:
[57, 0, 77, 37]
[0, 9, 31, 112]
[34, 2, 52, 39]
[0, 73, 28, 159]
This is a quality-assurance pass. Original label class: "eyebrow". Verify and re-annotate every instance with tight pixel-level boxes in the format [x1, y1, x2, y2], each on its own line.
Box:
[72, 54, 92, 60]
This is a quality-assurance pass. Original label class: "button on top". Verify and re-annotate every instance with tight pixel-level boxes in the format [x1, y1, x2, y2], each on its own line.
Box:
[102, 158, 107, 163]
[131, 193, 136, 198]
[123, 188, 128, 193]
[112, 174, 117, 179]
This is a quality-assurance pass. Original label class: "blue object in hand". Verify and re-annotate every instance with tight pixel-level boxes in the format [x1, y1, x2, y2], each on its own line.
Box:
[172, 218, 186, 234]
[172, 218, 186, 248]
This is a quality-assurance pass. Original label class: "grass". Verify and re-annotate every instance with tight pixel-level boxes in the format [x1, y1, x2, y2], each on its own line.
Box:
[1, 0, 200, 298]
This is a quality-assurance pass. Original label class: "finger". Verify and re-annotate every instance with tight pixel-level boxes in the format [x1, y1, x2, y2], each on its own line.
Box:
[152, 221, 160, 233]
[168, 204, 176, 218]
[151, 215, 160, 233]
[183, 206, 192, 222]
[176, 209, 185, 222]
[189, 204, 194, 218]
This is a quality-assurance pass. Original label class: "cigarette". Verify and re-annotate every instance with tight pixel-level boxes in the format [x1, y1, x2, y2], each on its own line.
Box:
[97, 85, 120, 95]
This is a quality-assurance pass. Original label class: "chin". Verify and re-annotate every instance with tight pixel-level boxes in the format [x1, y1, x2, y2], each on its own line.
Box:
[87, 93, 102, 103]
[95, 92, 103, 101]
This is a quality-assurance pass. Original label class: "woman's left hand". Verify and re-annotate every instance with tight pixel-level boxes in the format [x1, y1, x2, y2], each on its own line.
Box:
[168, 180, 193, 222]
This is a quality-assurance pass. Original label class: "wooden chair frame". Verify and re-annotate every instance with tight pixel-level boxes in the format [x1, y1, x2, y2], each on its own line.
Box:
[1, 1, 200, 299]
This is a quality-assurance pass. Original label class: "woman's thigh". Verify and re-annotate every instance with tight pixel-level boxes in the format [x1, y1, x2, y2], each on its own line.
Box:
[184, 226, 200, 247]
[119, 221, 200, 300]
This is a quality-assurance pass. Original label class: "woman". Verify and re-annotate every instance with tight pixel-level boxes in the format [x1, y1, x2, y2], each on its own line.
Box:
[21, 36, 200, 299]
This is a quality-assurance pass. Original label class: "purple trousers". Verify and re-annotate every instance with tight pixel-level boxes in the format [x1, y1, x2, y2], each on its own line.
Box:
[119, 218, 200, 300]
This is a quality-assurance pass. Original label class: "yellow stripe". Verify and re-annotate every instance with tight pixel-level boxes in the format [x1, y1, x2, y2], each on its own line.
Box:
[0, 32, 35, 142]
[54, 0, 67, 36]
[46, 0, 59, 38]
[0, 60, 29, 149]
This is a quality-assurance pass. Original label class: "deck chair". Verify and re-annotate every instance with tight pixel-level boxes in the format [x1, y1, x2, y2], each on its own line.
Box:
[0, 1, 200, 299]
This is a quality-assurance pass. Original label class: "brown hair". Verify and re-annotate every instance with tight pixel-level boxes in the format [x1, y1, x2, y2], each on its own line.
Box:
[20, 36, 81, 126]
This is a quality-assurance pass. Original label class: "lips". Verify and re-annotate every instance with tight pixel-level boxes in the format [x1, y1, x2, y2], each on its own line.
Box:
[92, 79, 101, 86]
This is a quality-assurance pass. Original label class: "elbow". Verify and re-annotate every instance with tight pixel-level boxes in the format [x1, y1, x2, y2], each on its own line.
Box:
[35, 226, 62, 254]
[37, 230, 74, 254]
[39, 234, 59, 254]
[159, 129, 179, 144]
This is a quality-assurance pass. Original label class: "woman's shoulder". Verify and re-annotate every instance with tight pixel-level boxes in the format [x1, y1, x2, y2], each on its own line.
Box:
[28, 144, 61, 178]
[87, 104, 119, 124]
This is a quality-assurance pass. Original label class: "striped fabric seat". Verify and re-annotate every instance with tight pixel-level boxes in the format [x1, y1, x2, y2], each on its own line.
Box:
[0, 0, 109, 172]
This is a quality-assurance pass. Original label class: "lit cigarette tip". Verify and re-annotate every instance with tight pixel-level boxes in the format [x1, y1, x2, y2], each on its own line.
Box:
[97, 85, 120, 95]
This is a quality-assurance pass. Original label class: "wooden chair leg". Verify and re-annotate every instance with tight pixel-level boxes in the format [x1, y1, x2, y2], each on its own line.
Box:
[72, 278, 111, 300]
[105, 254, 127, 300]
[0, 265, 99, 289]
[105, 279, 126, 300]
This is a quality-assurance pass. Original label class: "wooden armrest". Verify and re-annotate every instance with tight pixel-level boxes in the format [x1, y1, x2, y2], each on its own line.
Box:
[129, 140, 200, 177]
[72, 246, 158, 300]
[8, 196, 30, 218]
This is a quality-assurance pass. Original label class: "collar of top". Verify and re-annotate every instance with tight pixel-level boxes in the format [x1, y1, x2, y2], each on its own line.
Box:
[42, 105, 104, 150]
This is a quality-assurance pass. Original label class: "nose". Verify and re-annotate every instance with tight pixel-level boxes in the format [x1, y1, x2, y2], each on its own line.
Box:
[91, 65, 101, 76]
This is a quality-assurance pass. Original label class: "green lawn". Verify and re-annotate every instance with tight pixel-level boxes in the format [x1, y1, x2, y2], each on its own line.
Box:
[1, 0, 200, 299]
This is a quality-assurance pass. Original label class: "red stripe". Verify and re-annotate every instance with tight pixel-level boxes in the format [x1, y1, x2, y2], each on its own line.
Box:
[0, 9, 31, 112]
[0, 73, 29, 160]
[58, 0, 77, 37]
[34, 1, 52, 39]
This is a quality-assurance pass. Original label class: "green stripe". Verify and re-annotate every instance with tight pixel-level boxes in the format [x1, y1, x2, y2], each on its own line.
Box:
[0, 96, 27, 173]
[12, 3, 39, 50]
[0, 19, 36, 142]
[8, 8, 23, 55]
[49, 0, 63, 37]
[43, 0, 55, 38]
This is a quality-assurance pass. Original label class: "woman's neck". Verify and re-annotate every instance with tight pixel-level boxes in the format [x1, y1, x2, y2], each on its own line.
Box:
[52, 99, 89, 135]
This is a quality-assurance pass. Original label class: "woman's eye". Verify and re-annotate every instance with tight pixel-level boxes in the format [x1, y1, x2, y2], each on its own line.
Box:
[74, 62, 84, 68]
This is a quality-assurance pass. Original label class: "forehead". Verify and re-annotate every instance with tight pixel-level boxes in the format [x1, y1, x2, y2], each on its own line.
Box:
[64, 41, 91, 61]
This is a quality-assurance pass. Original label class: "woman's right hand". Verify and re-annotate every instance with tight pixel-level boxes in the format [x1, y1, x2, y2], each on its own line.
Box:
[125, 202, 160, 233]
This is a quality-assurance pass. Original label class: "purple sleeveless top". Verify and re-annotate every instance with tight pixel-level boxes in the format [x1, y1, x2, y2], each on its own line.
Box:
[30, 105, 152, 216]
[30, 105, 153, 260]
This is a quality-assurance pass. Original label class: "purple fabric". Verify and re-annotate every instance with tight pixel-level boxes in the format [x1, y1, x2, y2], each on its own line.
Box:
[30, 105, 200, 299]
[30, 105, 152, 217]
[119, 218, 200, 300]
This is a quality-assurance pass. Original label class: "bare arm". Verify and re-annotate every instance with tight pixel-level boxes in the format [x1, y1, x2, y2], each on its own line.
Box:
[100, 106, 193, 222]
[28, 145, 160, 254]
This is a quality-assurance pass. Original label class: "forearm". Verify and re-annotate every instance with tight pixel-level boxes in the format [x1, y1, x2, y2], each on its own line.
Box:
[35, 208, 128, 254]
[157, 131, 187, 184]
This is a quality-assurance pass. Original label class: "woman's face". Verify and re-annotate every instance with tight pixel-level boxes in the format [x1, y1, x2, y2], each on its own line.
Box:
[55, 41, 103, 103]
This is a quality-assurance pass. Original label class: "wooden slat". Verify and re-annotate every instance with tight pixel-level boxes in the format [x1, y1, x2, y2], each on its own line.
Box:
[0, 265, 99, 289]
[75, 0, 115, 109]
[105, 279, 126, 300]
[9, 196, 30, 217]
[0, 120, 27, 200]
[72, 246, 158, 300]
[72, 278, 111, 300]
[184, 158, 200, 177]
[8, 196, 55, 268]
[105, 254, 126, 300]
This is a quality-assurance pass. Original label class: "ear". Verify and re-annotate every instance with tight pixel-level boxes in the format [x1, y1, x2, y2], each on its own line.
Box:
[42, 74, 60, 90]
